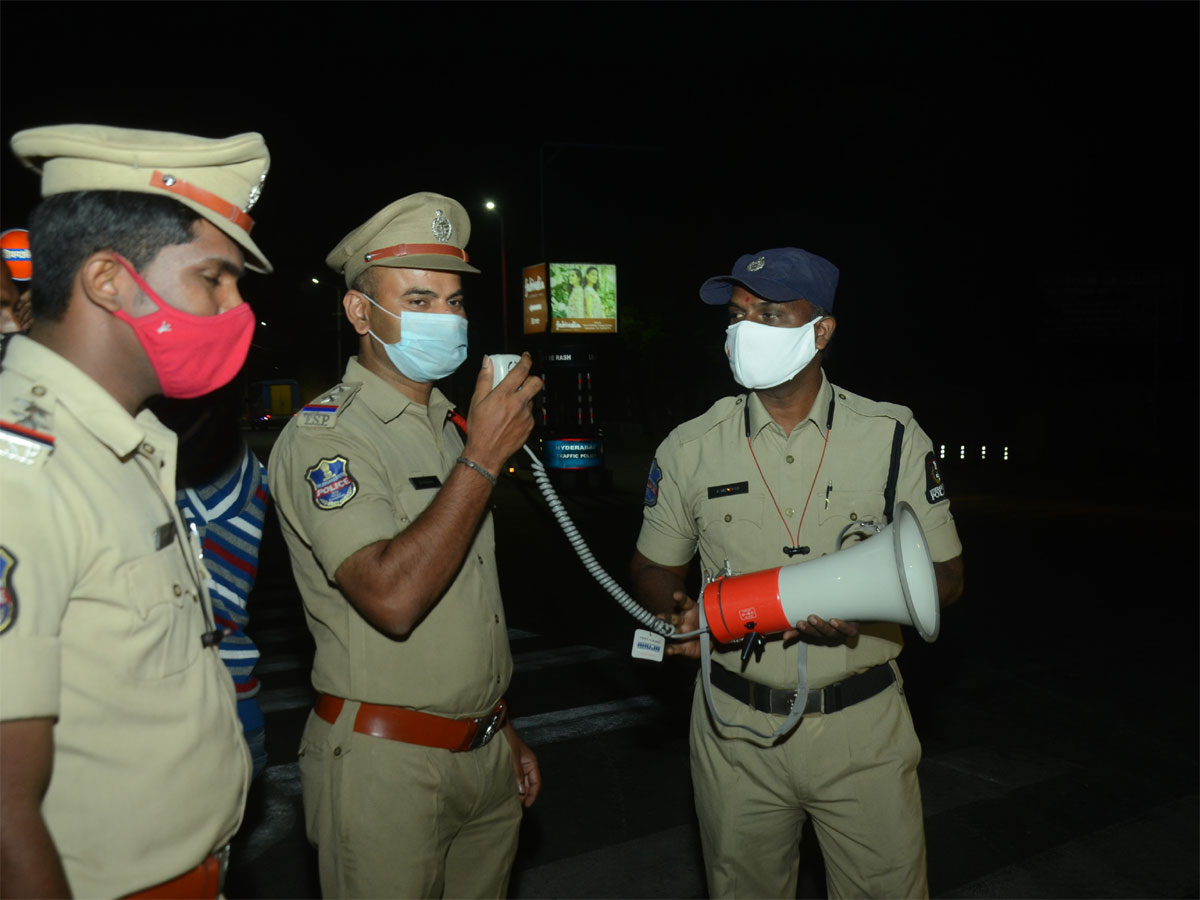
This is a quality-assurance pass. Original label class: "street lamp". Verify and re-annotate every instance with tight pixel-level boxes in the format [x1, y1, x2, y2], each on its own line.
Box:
[484, 200, 509, 351]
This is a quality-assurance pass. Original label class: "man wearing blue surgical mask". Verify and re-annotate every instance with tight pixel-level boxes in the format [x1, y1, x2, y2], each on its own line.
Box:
[269, 193, 544, 899]
[631, 247, 965, 899]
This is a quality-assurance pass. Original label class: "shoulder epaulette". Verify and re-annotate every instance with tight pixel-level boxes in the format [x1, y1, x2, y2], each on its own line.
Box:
[830, 384, 913, 425]
[673, 395, 743, 446]
[297, 383, 362, 428]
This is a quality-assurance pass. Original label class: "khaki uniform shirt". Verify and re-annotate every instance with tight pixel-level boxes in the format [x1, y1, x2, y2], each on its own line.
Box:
[268, 357, 510, 718]
[637, 373, 962, 690]
[0, 336, 249, 898]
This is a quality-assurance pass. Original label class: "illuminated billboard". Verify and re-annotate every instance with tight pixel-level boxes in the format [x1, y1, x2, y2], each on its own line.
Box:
[549, 262, 617, 334]
[522, 264, 549, 334]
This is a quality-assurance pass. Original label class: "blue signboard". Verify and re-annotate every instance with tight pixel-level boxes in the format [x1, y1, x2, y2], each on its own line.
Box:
[544, 438, 604, 470]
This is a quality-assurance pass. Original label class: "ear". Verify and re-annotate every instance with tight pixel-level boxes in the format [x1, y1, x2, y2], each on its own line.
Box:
[78, 252, 127, 313]
[343, 290, 371, 336]
[814, 315, 836, 351]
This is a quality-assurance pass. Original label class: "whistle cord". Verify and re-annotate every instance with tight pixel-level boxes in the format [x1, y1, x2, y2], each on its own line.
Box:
[744, 397, 834, 559]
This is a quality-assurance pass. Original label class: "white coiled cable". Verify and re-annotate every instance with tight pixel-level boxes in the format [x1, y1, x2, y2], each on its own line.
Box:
[522, 445, 677, 637]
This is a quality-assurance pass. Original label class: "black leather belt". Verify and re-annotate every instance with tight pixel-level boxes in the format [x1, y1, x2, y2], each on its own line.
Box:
[709, 662, 896, 716]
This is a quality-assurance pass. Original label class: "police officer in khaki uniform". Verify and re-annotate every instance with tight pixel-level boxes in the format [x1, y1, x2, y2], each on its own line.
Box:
[631, 247, 965, 899]
[0, 125, 271, 897]
[269, 193, 544, 899]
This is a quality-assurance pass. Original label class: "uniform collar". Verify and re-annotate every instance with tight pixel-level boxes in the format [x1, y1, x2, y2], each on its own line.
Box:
[3, 334, 166, 460]
[344, 355, 454, 427]
[745, 370, 834, 440]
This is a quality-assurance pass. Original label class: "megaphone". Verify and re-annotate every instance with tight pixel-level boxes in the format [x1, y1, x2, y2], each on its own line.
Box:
[700, 501, 939, 644]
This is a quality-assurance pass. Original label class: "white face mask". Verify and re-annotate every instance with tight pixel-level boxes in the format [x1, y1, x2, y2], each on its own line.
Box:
[724, 316, 823, 389]
[362, 293, 468, 383]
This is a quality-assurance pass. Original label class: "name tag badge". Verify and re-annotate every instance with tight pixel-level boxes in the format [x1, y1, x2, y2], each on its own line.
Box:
[409, 475, 443, 490]
[154, 522, 176, 550]
[707, 481, 749, 499]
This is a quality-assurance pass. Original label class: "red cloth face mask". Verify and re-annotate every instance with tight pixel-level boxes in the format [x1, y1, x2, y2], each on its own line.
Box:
[112, 254, 255, 399]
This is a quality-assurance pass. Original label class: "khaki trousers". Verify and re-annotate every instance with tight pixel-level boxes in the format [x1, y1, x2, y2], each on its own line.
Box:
[299, 702, 522, 899]
[689, 664, 928, 899]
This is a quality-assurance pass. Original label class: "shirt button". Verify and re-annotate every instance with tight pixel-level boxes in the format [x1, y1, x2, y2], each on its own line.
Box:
[494, 614, 500, 623]
[333, 747, 342, 757]
[785, 455, 794, 464]
[850, 512, 858, 521]
[142, 443, 155, 456]
[723, 513, 732, 523]
[477, 555, 484, 565]
[496, 676, 501, 684]
[31, 385, 47, 397]
[173, 584, 183, 596]
[785, 507, 795, 517]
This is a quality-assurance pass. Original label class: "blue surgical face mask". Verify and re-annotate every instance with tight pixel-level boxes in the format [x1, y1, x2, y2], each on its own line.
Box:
[362, 292, 469, 383]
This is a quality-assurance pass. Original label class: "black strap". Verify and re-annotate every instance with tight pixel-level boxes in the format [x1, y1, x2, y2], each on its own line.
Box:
[709, 662, 896, 716]
[882, 421, 904, 524]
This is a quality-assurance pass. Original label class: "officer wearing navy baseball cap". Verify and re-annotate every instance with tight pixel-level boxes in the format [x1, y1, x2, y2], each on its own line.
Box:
[632, 245, 965, 899]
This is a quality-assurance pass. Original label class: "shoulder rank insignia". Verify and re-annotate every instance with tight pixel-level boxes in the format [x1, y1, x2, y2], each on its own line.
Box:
[299, 383, 361, 428]
[0, 546, 17, 634]
[644, 457, 663, 507]
[306, 456, 358, 510]
[0, 420, 55, 469]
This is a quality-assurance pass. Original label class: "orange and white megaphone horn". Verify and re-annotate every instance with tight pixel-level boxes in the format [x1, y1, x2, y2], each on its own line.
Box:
[700, 501, 940, 644]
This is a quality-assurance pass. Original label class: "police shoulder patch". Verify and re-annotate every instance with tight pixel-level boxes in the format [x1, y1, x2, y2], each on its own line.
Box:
[305, 456, 358, 509]
[0, 546, 17, 634]
[298, 383, 361, 428]
[924, 452, 948, 504]
[644, 458, 663, 507]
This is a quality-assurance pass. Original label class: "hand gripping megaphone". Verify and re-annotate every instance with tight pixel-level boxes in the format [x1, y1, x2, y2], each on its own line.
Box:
[700, 501, 940, 644]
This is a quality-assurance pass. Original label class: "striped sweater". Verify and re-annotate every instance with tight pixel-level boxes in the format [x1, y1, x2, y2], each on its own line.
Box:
[177, 443, 269, 702]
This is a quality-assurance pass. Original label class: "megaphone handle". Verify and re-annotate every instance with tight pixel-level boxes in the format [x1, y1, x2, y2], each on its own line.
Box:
[697, 600, 811, 741]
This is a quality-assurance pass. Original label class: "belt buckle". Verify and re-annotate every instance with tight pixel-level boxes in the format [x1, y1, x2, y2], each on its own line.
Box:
[468, 705, 503, 751]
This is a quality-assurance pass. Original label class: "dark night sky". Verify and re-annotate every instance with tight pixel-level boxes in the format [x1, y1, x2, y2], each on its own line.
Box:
[2, 2, 1196, 480]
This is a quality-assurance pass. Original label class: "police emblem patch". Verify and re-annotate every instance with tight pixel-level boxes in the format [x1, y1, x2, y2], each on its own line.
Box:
[0, 546, 17, 634]
[431, 209, 452, 243]
[644, 458, 663, 507]
[747, 257, 766, 272]
[924, 452, 948, 503]
[306, 456, 358, 510]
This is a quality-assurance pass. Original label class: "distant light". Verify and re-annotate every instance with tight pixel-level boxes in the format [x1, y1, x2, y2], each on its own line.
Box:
[1004, 446, 1010, 461]
[485, 200, 497, 211]
[980, 445, 987, 460]
[959, 445, 965, 460]
[311, 277, 320, 285]
[939, 444, 945, 459]
[259, 321, 267, 327]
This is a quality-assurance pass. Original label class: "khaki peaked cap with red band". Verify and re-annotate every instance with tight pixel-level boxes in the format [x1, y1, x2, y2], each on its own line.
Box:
[9, 124, 272, 273]
[326, 192, 479, 287]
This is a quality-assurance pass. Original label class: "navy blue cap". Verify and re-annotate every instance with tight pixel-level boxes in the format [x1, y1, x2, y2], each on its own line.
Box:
[699, 247, 839, 309]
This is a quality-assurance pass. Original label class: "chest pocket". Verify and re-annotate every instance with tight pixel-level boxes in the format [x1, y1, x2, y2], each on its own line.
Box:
[122, 547, 205, 680]
[817, 490, 888, 547]
[696, 491, 765, 557]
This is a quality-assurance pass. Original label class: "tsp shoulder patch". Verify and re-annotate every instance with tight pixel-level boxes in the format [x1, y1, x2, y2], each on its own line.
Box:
[644, 458, 663, 507]
[925, 452, 948, 503]
[298, 384, 361, 428]
[0, 546, 17, 634]
[0, 419, 55, 469]
[305, 456, 358, 509]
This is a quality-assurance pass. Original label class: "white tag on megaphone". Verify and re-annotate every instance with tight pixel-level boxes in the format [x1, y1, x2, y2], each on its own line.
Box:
[630, 629, 665, 662]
